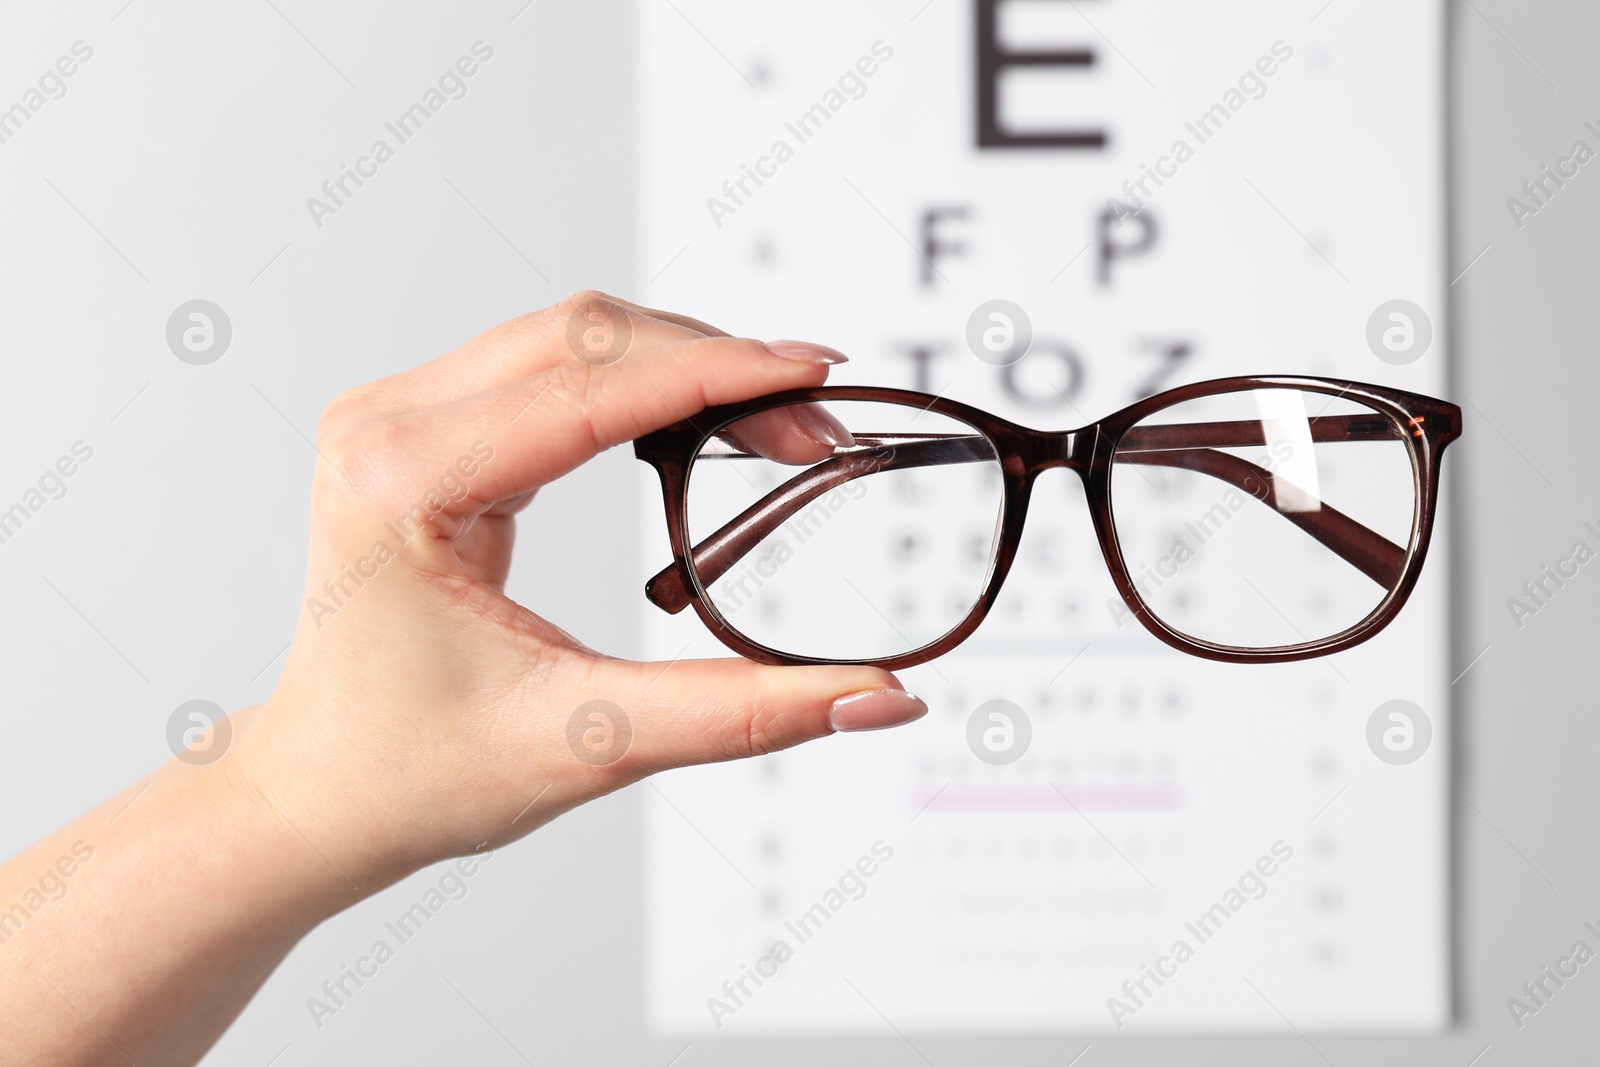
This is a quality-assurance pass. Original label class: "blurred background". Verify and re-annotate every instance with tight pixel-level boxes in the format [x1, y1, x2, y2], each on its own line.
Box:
[0, 1, 1595, 1064]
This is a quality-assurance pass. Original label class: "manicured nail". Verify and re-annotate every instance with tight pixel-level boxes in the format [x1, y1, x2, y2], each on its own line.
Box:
[794, 403, 856, 449]
[765, 340, 849, 365]
[829, 689, 927, 733]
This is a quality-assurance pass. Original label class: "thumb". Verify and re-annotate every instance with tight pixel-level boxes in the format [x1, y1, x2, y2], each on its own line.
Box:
[566, 657, 928, 777]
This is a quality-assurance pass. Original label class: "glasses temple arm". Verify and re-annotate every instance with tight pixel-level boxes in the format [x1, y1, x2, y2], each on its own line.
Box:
[1114, 448, 1406, 589]
[1115, 413, 1408, 451]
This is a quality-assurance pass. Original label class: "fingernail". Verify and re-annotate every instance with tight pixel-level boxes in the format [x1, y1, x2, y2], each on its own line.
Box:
[765, 340, 849, 365]
[829, 689, 927, 733]
[794, 404, 856, 449]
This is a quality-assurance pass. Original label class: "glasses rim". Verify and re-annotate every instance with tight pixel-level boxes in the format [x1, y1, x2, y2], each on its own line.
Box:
[684, 401, 1010, 664]
[634, 375, 1463, 669]
[1105, 387, 1427, 657]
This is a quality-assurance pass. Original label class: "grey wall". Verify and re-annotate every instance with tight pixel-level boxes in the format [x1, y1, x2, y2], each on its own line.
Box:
[0, 1, 1594, 1064]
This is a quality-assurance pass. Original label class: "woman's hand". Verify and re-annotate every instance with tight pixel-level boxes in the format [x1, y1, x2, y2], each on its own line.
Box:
[228, 293, 926, 893]
[0, 295, 928, 1067]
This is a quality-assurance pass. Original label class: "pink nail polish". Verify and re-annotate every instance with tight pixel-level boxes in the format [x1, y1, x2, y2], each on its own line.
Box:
[764, 340, 850, 365]
[794, 404, 856, 449]
[829, 690, 927, 733]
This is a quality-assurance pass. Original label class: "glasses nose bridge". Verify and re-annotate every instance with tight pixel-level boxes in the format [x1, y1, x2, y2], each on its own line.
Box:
[1019, 427, 1087, 475]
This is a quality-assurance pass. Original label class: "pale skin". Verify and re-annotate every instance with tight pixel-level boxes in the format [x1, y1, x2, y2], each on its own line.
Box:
[0, 294, 927, 1065]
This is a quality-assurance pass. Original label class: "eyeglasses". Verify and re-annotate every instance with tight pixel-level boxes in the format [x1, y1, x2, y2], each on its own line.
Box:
[635, 377, 1462, 669]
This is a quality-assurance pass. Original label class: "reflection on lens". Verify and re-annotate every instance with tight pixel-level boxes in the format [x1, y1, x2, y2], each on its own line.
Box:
[1110, 388, 1417, 650]
[685, 401, 1004, 661]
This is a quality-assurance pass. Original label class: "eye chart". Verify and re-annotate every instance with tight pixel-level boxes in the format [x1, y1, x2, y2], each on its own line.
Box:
[636, 0, 1450, 1034]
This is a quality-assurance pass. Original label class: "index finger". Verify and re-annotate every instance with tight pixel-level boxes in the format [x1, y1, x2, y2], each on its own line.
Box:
[338, 293, 732, 419]
[341, 333, 849, 523]
[718, 403, 856, 465]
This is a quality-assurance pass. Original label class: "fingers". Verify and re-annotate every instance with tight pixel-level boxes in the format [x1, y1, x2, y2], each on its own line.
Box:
[720, 403, 855, 464]
[336, 293, 738, 418]
[373, 332, 847, 518]
[601, 296, 730, 339]
[564, 656, 927, 776]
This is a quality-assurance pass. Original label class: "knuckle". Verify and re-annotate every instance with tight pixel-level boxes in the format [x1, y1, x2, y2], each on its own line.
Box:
[554, 291, 636, 367]
[469, 295, 619, 359]
[560, 289, 621, 317]
[737, 705, 785, 759]
[316, 386, 375, 440]
[548, 291, 624, 339]
[740, 720, 770, 760]
[312, 417, 408, 507]
[480, 294, 638, 371]
[536, 361, 606, 451]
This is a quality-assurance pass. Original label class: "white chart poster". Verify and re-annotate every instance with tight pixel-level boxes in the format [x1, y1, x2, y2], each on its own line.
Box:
[636, 0, 1450, 1035]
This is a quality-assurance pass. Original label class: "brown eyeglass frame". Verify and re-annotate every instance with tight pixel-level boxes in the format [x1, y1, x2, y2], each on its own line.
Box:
[635, 376, 1462, 669]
